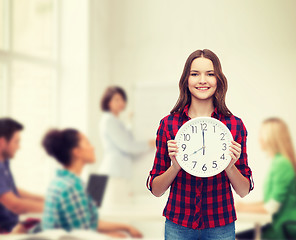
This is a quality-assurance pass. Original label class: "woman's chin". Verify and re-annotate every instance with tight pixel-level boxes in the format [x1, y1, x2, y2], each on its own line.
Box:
[192, 93, 215, 101]
[85, 159, 96, 164]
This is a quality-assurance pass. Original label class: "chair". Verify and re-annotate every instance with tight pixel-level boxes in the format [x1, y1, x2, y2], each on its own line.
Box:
[282, 221, 296, 240]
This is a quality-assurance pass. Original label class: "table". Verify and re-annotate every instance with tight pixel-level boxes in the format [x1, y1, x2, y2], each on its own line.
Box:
[19, 197, 272, 240]
[236, 212, 272, 240]
[100, 204, 272, 240]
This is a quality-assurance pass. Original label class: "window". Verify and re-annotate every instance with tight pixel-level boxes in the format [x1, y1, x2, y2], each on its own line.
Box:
[0, 64, 7, 116]
[12, 0, 55, 58]
[0, 0, 59, 194]
[0, 0, 7, 50]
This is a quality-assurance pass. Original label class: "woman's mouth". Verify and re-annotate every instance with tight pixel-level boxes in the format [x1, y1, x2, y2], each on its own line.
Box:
[195, 87, 210, 91]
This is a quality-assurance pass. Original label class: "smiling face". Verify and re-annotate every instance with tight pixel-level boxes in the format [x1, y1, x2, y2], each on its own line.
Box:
[188, 57, 217, 101]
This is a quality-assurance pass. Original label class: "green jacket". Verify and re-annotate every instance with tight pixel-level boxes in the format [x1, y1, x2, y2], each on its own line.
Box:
[262, 153, 296, 239]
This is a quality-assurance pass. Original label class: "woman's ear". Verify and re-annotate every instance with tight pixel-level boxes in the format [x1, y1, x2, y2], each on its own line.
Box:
[71, 147, 81, 159]
[0, 137, 7, 149]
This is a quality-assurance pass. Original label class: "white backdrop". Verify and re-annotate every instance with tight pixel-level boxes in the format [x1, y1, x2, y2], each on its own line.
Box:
[1, 0, 295, 204]
[105, 0, 296, 202]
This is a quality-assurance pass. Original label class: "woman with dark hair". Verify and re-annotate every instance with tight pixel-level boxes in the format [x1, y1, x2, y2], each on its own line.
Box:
[99, 86, 155, 206]
[147, 49, 254, 240]
[41, 128, 142, 238]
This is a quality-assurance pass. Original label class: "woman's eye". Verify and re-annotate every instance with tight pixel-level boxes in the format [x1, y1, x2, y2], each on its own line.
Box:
[208, 73, 215, 76]
[191, 73, 198, 76]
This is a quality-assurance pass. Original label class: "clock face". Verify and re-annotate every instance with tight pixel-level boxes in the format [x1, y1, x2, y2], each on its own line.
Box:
[175, 117, 233, 177]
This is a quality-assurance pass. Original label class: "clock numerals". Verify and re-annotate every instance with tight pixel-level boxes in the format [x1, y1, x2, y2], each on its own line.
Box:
[202, 164, 207, 171]
[201, 123, 207, 131]
[222, 143, 227, 151]
[183, 154, 188, 161]
[201, 161, 218, 172]
[183, 134, 191, 141]
[191, 125, 198, 133]
[175, 117, 233, 177]
[192, 161, 197, 168]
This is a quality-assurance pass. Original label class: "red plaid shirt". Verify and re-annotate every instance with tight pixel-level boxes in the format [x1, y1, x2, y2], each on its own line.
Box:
[147, 104, 254, 229]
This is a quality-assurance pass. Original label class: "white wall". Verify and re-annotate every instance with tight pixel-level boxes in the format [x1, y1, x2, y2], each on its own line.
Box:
[58, 0, 89, 132]
[100, 0, 296, 201]
[5, 0, 296, 202]
[83, 0, 112, 177]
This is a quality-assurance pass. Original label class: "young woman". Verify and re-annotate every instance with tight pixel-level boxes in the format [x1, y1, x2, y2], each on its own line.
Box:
[99, 86, 154, 178]
[146, 49, 254, 240]
[236, 118, 296, 239]
[41, 128, 143, 238]
[99, 86, 155, 206]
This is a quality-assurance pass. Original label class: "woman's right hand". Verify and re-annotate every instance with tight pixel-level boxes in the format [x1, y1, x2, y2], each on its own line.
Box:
[150, 139, 182, 197]
[167, 140, 181, 172]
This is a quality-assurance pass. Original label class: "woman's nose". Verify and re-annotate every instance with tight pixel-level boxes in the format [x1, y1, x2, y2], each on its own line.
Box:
[199, 74, 207, 83]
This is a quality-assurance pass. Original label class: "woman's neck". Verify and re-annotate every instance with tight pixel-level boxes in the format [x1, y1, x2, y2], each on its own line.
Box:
[66, 159, 85, 176]
[110, 110, 119, 117]
[188, 97, 215, 118]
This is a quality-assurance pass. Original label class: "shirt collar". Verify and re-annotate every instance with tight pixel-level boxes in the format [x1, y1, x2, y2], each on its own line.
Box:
[182, 103, 220, 120]
[56, 168, 81, 182]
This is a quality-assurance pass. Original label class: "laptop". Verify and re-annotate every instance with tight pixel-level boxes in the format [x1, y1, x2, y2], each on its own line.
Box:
[86, 174, 108, 207]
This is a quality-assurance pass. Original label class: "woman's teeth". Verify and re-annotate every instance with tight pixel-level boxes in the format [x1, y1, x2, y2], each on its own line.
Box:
[196, 87, 210, 90]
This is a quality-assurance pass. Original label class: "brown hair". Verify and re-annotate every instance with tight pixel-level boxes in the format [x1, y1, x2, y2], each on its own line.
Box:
[100, 86, 127, 111]
[261, 118, 296, 173]
[0, 118, 24, 141]
[170, 49, 232, 117]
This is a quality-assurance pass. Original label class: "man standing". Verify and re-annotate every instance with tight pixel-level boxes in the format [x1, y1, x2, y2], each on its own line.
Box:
[0, 118, 44, 233]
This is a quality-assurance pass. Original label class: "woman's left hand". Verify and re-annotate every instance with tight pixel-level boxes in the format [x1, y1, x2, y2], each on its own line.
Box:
[127, 226, 143, 238]
[225, 140, 241, 172]
[235, 201, 247, 212]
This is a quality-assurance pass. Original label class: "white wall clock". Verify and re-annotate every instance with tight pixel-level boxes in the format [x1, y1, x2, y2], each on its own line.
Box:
[175, 117, 233, 177]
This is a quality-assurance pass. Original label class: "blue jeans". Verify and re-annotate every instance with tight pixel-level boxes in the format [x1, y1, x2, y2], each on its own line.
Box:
[165, 218, 235, 240]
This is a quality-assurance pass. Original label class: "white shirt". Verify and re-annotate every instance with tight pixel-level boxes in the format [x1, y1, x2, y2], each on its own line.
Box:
[264, 199, 281, 215]
[98, 111, 150, 179]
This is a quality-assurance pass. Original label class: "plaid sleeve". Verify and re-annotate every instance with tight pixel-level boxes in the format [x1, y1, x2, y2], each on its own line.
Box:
[146, 118, 171, 193]
[234, 118, 254, 192]
[59, 186, 97, 230]
[42, 192, 59, 230]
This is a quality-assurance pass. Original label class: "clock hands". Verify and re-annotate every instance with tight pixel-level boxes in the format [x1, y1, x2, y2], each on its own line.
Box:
[189, 127, 207, 157]
[202, 128, 205, 155]
[190, 146, 204, 156]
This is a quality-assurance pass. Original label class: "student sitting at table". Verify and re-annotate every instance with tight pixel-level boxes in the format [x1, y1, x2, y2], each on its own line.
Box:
[0, 118, 44, 233]
[41, 128, 143, 238]
[236, 118, 296, 239]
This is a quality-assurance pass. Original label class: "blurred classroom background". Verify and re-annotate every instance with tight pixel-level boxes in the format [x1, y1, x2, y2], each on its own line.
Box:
[0, 0, 296, 239]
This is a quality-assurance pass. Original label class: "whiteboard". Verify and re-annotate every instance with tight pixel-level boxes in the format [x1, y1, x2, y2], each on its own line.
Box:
[131, 81, 179, 194]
